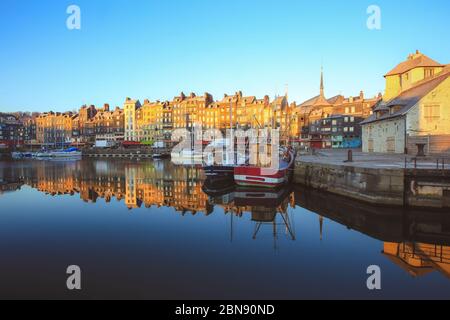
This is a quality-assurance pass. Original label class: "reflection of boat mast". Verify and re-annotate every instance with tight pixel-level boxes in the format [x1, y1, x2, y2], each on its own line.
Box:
[319, 216, 323, 241]
[230, 209, 234, 243]
[251, 200, 296, 249]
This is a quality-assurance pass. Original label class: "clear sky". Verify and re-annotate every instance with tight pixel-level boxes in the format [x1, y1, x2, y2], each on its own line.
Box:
[1, 0, 449, 112]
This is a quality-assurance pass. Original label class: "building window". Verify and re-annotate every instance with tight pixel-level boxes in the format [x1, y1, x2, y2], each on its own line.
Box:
[425, 68, 435, 79]
[386, 137, 395, 153]
[424, 105, 440, 123]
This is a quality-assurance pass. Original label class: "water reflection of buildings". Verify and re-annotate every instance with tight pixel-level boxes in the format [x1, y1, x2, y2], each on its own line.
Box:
[295, 185, 450, 279]
[2, 160, 211, 216]
[0, 163, 24, 196]
[1, 159, 297, 245]
[2, 160, 450, 277]
[384, 243, 450, 278]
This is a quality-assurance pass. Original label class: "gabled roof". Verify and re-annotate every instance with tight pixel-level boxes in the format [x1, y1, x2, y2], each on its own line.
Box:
[312, 94, 332, 107]
[299, 94, 341, 108]
[298, 95, 319, 108]
[385, 52, 443, 77]
[273, 96, 287, 105]
[242, 96, 256, 104]
[361, 70, 450, 125]
[327, 95, 344, 105]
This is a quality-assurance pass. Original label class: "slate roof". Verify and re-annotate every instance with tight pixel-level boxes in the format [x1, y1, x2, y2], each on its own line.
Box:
[361, 70, 450, 125]
[385, 53, 443, 77]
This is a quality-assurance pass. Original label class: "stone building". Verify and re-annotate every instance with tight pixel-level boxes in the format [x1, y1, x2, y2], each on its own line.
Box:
[0, 113, 23, 148]
[36, 111, 74, 145]
[91, 104, 124, 142]
[77, 105, 98, 142]
[361, 51, 450, 154]
[171, 92, 214, 129]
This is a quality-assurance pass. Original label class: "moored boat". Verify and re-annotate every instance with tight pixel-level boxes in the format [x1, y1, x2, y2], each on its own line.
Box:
[171, 149, 203, 165]
[234, 148, 295, 188]
[35, 147, 82, 158]
[203, 138, 248, 181]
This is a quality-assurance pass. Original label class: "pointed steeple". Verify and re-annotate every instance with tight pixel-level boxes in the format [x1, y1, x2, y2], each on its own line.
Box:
[312, 66, 331, 107]
[320, 66, 325, 97]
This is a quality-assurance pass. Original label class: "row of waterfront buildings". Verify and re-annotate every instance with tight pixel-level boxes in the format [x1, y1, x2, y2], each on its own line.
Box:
[1, 50, 449, 154]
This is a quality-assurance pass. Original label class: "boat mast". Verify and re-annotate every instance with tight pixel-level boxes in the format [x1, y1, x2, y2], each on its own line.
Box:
[229, 99, 234, 164]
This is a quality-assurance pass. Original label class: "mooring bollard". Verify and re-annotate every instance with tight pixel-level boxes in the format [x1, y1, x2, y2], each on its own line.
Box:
[343, 150, 353, 163]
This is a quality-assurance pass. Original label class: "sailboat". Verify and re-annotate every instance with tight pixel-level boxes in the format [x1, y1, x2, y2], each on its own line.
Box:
[35, 129, 81, 158]
[202, 99, 245, 182]
[171, 114, 204, 165]
[234, 95, 296, 188]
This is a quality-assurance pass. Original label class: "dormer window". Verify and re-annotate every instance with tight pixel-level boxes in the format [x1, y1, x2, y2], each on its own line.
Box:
[376, 110, 388, 119]
[425, 68, 435, 79]
[389, 105, 403, 115]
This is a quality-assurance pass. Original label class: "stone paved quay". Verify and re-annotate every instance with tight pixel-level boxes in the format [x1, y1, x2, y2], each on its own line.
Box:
[294, 149, 450, 208]
[297, 149, 450, 170]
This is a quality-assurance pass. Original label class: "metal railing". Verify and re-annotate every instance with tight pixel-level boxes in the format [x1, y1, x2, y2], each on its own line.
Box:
[404, 157, 449, 170]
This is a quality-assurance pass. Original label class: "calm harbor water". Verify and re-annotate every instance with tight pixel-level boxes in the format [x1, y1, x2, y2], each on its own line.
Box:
[0, 158, 450, 300]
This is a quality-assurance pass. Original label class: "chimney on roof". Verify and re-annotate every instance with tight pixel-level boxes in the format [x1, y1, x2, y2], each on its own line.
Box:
[190, 92, 196, 98]
[360, 91, 364, 100]
[103, 103, 110, 112]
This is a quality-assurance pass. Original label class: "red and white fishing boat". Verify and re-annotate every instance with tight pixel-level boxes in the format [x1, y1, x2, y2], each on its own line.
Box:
[234, 147, 295, 188]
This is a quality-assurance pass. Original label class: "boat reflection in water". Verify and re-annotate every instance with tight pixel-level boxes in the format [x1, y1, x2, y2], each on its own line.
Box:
[203, 181, 296, 246]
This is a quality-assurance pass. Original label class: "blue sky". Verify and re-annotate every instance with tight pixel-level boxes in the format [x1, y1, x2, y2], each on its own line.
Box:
[0, 0, 449, 112]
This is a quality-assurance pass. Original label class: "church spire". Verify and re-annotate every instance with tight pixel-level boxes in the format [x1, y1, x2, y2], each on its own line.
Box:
[320, 66, 325, 97]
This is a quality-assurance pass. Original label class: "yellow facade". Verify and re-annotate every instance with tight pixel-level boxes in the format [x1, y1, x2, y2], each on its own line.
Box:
[123, 97, 141, 142]
[384, 51, 445, 101]
[414, 77, 450, 135]
[136, 100, 166, 142]
[36, 112, 73, 144]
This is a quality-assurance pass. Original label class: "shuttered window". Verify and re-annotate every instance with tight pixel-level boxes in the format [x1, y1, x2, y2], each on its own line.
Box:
[424, 105, 440, 123]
